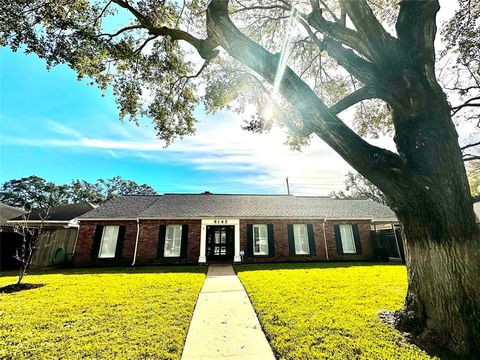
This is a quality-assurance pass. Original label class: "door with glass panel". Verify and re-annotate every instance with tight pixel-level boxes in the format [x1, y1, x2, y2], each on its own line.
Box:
[206, 225, 234, 261]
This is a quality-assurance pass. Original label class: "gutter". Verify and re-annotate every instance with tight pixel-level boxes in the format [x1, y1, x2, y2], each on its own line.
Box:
[7, 220, 70, 224]
[322, 219, 329, 260]
[132, 218, 140, 266]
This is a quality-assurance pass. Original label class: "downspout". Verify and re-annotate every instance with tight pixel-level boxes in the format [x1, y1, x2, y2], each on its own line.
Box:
[322, 219, 329, 260]
[391, 221, 402, 260]
[71, 222, 81, 256]
[132, 218, 140, 266]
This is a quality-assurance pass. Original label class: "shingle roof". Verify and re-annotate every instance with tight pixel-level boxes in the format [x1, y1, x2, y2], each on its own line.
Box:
[0, 202, 27, 225]
[78, 195, 160, 219]
[10, 203, 96, 222]
[79, 194, 397, 221]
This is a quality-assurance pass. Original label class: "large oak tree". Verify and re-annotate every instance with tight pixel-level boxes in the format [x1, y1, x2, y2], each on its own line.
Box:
[1, 0, 479, 356]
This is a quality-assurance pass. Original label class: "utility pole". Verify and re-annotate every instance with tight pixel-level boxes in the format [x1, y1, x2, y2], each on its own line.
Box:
[286, 177, 291, 195]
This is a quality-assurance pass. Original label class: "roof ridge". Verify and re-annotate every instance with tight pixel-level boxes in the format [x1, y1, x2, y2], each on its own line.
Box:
[0, 202, 27, 211]
[163, 193, 293, 196]
[118, 194, 162, 197]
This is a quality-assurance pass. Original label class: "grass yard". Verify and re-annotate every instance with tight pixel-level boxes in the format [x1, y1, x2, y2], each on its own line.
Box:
[236, 263, 434, 360]
[0, 266, 206, 359]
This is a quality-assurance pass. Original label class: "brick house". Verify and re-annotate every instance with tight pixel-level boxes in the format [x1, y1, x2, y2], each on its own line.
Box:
[73, 193, 399, 266]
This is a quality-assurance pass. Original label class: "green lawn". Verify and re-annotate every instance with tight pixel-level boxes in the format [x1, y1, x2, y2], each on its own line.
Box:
[0, 267, 206, 359]
[236, 263, 434, 360]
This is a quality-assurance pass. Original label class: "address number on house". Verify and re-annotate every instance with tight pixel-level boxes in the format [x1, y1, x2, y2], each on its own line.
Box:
[213, 219, 229, 224]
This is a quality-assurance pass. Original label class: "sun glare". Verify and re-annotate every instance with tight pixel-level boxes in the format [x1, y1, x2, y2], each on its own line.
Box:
[262, 102, 275, 121]
[264, 10, 299, 120]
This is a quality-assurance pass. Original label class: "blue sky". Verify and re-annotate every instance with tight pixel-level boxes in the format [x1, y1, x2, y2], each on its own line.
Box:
[0, 1, 466, 197]
[0, 48, 354, 195]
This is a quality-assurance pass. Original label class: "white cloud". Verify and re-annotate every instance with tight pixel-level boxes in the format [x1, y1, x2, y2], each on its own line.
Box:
[4, 112, 355, 195]
[46, 120, 83, 138]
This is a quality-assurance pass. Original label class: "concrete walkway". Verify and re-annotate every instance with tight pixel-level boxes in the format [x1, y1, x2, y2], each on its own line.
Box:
[181, 264, 275, 360]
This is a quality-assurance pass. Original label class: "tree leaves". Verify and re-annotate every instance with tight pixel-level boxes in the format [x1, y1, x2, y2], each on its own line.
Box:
[330, 171, 387, 205]
[0, 0, 476, 158]
[0, 176, 157, 209]
[0, 0, 197, 145]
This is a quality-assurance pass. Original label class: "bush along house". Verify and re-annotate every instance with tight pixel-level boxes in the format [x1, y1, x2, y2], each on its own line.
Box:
[73, 193, 403, 266]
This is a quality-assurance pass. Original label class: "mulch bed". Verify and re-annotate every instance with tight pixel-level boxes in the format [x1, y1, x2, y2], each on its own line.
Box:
[0, 283, 44, 294]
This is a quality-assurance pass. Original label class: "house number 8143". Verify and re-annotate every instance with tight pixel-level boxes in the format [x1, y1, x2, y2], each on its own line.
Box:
[213, 219, 228, 224]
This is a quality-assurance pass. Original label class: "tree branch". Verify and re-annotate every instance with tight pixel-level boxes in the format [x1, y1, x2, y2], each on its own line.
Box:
[230, 4, 290, 14]
[396, 0, 439, 79]
[322, 37, 376, 84]
[451, 96, 480, 116]
[461, 141, 480, 151]
[94, 0, 113, 27]
[329, 86, 379, 114]
[305, 6, 371, 59]
[297, 17, 376, 84]
[464, 155, 480, 162]
[206, 0, 403, 179]
[111, 0, 218, 60]
[170, 59, 211, 94]
[340, 0, 396, 62]
[98, 25, 143, 39]
[133, 35, 158, 55]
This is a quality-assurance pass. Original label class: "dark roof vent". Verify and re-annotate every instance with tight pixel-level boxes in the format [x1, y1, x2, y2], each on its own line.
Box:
[202, 191, 212, 195]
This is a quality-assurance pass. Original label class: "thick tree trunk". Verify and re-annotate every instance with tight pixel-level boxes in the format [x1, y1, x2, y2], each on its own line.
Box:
[389, 88, 480, 357]
[396, 216, 480, 357]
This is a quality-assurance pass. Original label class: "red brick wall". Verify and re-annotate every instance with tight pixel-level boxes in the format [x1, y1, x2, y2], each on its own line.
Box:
[73, 219, 201, 266]
[73, 220, 138, 266]
[325, 220, 374, 261]
[135, 219, 201, 265]
[239, 219, 374, 263]
[73, 218, 374, 266]
[239, 219, 328, 263]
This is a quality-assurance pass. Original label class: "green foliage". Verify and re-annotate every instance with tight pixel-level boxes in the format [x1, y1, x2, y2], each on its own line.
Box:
[96, 176, 158, 202]
[236, 263, 433, 359]
[353, 99, 393, 139]
[0, 176, 70, 210]
[0, 266, 206, 360]
[330, 171, 387, 205]
[0, 175, 157, 209]
[1, 0, 476, 146]
[440, 0, 479, 148]
[442, 0, 480, 69]
[0, 0, 197, 145]
[467, 161, 480, 196]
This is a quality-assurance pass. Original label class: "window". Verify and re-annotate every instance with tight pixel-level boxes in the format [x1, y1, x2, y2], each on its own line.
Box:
[164, 225, 182, 257]
[98, 226, 119, 258]
[253, 224, 269, 255]
[339, 224, 356, 254]
[293, 224, 310, 255]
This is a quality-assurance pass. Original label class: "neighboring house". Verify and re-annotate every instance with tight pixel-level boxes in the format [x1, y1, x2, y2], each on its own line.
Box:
[8, 203, 96, 268]
[0, 202, 27, 271]
[73, 193, 401, 266]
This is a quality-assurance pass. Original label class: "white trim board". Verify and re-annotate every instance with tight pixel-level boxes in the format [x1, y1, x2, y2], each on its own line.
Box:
[199, 218, 241, 263]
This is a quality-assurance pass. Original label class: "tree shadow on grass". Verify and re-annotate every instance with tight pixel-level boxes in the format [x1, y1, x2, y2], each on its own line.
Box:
[0, 283, 45, 294]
